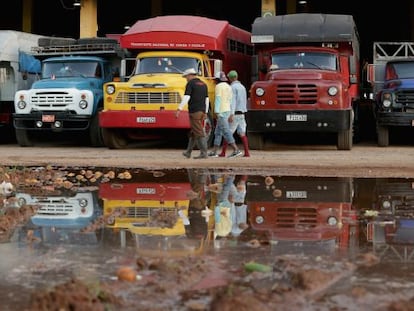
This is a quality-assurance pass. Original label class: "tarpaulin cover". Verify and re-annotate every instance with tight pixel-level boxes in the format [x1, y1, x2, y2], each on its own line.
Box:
[252, 13, 359, 43]
[19, 51, 41, 73]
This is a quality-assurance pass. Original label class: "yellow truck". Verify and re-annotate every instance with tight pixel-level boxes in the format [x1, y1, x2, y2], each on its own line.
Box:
[99, 15, 252, 148]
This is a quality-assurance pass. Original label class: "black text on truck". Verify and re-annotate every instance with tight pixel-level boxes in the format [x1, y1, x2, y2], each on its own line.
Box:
[248, 13, 361, 150]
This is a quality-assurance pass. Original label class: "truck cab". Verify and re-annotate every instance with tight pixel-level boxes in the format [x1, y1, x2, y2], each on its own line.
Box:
[248, 13, 360, 150]
[247, 176, 358, 253]
[100, 15, 252, 149]
[368, 42, 414, 146]
[13, 38, 124, 147]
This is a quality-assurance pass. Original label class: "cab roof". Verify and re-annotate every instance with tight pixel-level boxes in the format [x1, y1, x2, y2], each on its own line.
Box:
[121, 15, 251, 51]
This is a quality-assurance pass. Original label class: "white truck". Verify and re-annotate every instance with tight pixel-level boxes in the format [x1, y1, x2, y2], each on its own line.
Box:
[0, 30, 53, 141]
[13, 37, 125, 147]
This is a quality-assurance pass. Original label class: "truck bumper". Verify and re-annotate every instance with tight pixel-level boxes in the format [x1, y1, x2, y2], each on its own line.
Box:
[99, 110, 190, 129]
[13, 112, 91, 130]
[377, 112, 414, 127]
[246, 110, 352, 132]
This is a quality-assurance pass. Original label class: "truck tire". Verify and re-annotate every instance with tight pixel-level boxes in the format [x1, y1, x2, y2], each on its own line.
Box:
[38, 37, 76, 47]
[248, 133, 265, 150]
[377, 125, 389, 147]
[337, 129, 352, 150]
[102, 128, 128, 149]
[15, 129, 33, 147]
[89, 110, 104, 147]
[76, 37, 118, 46]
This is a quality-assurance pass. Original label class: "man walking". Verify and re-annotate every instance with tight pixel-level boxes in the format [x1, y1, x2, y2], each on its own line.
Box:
[208, 71, 242, 158]
[218, 70, 250, 157]
[175, 68, 209, 159]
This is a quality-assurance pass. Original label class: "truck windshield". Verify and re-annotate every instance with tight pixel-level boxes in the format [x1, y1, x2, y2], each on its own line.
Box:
[385, 62, 414, 80]
[271, 52, 337, 71]
[136, 57, 201, 75]
[43, 61, 101, 78]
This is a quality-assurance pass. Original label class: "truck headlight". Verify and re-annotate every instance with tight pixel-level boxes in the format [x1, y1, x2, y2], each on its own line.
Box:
[78, 198, 88, 208]
[382, 93, 392, 107]
[17, 101, 26, 109]
[327, 216, 338, 226]
[382, 200, 391, 209]
[327, 86, 338, 96]
[382, 99, 392, 108]
[79, 100, 88, 109]
[106, 84, 115, 95]
[255, 215, 264, 224]
[17, 197, 27, 207]
[255, 88, 265, 97]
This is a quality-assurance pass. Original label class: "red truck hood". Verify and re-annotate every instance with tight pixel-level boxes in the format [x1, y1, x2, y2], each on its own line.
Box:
[268, 70, 341, 81]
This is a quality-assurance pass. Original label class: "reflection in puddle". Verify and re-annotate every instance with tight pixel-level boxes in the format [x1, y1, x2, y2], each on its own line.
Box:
[2, 166, 414, 309]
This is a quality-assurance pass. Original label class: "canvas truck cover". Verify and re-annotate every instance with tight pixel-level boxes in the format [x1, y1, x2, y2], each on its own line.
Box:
[0, 30, 44, 63]
[251, 13, 359, 47]
[120, 15, 250, 51]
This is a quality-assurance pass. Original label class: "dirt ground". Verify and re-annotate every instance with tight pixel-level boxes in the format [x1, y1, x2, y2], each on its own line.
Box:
[1, 142, 414, 310]
[1, 142, 414, 178]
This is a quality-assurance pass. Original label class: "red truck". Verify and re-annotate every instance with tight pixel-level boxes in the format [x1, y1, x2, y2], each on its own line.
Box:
[247, 176, 358, 254]
[248, 13, 361, 150]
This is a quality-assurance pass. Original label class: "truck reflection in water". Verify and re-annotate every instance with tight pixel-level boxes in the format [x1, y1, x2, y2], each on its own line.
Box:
[365, 178, 414, 262]
[17, 188, 102, 245]
[99, 169, 210, 256]
[246, 176, 359, 255]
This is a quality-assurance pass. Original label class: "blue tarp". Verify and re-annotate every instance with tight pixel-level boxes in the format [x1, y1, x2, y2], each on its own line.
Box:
[18, 50, 41, 74]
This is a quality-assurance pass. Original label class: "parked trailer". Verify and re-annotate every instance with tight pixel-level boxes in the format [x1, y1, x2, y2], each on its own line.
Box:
[0, 30, 49, 140]
[248, 14, 361, 150]
[100, 15, 253, 149]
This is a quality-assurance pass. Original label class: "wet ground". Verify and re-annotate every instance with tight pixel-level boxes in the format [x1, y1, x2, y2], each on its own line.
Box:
[1, 165, 414, 310]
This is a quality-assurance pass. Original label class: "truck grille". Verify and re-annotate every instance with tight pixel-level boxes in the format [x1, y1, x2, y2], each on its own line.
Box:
[276, 84, 318, 105]
[275, 207, 317, 228]
[124, 207, 176, 218]
[114, 92, 181, 104]
[31, 94, 73, 108]
[396, 90, 414, 106]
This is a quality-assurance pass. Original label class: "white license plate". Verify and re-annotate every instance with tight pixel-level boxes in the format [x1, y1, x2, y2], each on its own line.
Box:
[42, 114, 55, 122]
[286, 191, 307, 199]
[286, 114, 307, 121]
[136, 188, 156, 194]
[136, 117, 156, 123]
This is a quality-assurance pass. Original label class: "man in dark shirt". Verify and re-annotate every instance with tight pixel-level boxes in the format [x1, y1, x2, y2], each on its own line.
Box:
[175, 68, 209, 159]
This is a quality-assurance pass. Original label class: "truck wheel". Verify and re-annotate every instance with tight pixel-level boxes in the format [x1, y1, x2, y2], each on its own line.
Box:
[15, 129, 33, 147]
[248, 133, 265, 150]
[76, 38, 119, 46]
[337, 129, 352, 150]
[89, 111, 104, 147]
[102, 128, 128, 149]
[377, 126, 389, 147]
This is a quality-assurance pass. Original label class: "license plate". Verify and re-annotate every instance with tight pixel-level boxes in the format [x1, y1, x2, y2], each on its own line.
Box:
[286, 191, 307, 199]
[136, 117, 156, 123]
[136, 188, 156, 194]
[286, 114, 307, 121]
[42, 114, 55, 122]
[412, 120, 414, 126]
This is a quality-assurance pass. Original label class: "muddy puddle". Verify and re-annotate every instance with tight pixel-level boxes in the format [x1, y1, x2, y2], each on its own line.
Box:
[1, 166, 414, 310]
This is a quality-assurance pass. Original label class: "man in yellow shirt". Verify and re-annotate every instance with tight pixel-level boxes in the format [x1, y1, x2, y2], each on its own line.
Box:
[208, 71, 242, 158]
